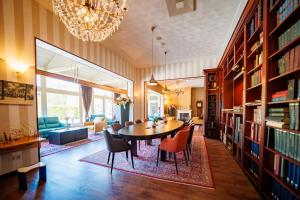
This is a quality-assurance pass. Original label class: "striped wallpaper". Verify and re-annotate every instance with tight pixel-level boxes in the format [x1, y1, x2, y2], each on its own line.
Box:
[138, 57, 217, 118]
[0, 0, 141, 131]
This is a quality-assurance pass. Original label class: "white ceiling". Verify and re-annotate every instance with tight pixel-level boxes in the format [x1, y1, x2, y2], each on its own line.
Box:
[36, 0, 247, 68]
[36, 40, 129, 90]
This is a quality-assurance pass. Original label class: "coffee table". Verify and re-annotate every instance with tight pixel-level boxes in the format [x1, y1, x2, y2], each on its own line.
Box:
[48, 127, 88, 145]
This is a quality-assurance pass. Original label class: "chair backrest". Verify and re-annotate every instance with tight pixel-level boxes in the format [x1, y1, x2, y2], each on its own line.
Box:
[187, 125, 195, 144]
[171, 129, 190, 152]
[111, 123, 122, 132]
[103, 130, 115, 152]
[135, 119, 142, 124]
[125, 121, 134, 127]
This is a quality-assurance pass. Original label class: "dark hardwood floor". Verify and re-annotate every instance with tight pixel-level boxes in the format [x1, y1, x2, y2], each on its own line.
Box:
[0, 127, 261, 200]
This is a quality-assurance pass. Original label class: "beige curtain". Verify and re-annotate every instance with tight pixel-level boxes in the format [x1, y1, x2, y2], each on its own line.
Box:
[81, 85, 93, 122]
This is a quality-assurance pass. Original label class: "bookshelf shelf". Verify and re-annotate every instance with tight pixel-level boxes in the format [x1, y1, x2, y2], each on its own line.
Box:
[264, 168, 300, 198]
[265, 147, 300, 166]
[267, 99, 300, 105]
[245, 151, 260, 164]
[246, 83, 262, 91]
[234, 71, 244, 81]
[246, 120, 261, 125]
[235, 55, 244, 65]
[247, 64, 262, 75]
[244, 168, 259, 186]
[245, 102, 262, 106]
[269, 0, 282, 13]
[269, 4, 300, 36]
[265, 124, 300, 135]
[244, 136, 260, 144]
[247, 43, 263, 60]
[268, 36, 300, 60]
[247, 23, 263, 44]
[268, 67, 300, 82]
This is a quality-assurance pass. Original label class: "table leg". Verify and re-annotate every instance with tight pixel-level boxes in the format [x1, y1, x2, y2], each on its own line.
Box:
[160, 136, 167, 161]
[131, 139, 138, 156]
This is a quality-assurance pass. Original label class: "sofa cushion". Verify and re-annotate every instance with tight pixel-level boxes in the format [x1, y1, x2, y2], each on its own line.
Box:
[38, 118, 45, 125]
[44, 117, 60, 124]
[39, 124, 46, 129]
[46, 123, 60, 128]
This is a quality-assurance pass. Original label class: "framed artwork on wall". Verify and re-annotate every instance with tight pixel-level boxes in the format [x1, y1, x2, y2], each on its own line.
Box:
[0, 80, 34, 105]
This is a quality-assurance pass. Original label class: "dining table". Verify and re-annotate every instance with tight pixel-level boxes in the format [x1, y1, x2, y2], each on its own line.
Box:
[118, 120, 184, 161]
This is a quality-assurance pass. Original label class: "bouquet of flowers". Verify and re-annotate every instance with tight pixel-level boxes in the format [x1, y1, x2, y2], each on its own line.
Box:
[115, 96, 131, 109]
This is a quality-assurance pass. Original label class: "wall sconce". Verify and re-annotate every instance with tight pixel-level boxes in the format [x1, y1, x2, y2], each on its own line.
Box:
[8, 60, 29, 75]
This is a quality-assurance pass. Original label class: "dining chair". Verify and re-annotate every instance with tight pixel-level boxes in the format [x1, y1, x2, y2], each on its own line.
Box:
[156, 129, 189, 174]
[187, 125, 195, 156]
[125, 121, 134, 127]
[103, 130, 134, 173]
[111, 123, 122, 132]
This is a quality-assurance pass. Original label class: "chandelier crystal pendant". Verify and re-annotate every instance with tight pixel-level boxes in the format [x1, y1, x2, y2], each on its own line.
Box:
[52, 0, 128, 42]
[162, 51, 170, 93]
[172, 80, 184, 96]
[148, 26, 158, 86]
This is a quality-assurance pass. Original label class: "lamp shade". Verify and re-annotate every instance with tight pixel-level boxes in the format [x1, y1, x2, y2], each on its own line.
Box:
[147, 74, 158, 85]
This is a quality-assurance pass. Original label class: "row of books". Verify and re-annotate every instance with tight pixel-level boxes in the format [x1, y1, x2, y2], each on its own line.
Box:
[250, 69, 261, 87]
[250, 142, 260, 159]
[277, 45, 300, 75]
[253, 51, 263, 67]
[287, 79, 300, 100]
[271, 179, 297, 200]
[276, 0, 300, 25]
[234, 117, 243, 145]
[250, 123, 261, 142]
[266, 107, 290, 128]
[271, 90, 288, 102]
[254, 106, 263, 124]
[248, 0, 263, 37]
[289, 102, 300, 130]
[278, 19, 300, 49]
[249, 160, 259, 178]
[273, 155, 300, 190]
[266, 128, 300, 161]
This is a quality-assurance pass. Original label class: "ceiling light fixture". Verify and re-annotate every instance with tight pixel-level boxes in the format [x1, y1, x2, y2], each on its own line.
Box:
[148, 26, 158, 86]
[52, 0, 128, 42]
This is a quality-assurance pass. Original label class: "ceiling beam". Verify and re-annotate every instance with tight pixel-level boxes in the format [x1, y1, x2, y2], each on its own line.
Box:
[37, 69, 128, 95]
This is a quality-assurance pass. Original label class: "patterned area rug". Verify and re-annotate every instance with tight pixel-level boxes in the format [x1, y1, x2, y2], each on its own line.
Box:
[40, 133, 104, 157]
[80, 136, 215, 188]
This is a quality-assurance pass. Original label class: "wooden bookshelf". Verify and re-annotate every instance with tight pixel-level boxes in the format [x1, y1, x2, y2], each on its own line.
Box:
[216, 0, 300, 199]
[204, 68, 220, 139]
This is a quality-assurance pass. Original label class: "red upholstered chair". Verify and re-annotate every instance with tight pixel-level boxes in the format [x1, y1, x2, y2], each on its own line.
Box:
[156, 130, 190, 174]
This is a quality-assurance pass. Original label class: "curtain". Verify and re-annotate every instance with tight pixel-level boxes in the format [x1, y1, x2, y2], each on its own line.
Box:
[81, 85, 93, 122]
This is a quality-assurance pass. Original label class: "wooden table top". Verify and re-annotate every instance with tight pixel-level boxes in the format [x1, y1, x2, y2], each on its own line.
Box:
[118, 120, 184, 140]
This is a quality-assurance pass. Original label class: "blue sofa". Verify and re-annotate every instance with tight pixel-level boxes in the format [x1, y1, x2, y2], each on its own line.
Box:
[38, 117, 65, 138]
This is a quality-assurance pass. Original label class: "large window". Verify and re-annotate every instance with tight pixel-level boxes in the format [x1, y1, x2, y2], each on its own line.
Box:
[37, 75, 115, 125]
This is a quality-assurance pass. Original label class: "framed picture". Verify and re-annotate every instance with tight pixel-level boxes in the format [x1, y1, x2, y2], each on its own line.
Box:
[0, 80, 34, 105]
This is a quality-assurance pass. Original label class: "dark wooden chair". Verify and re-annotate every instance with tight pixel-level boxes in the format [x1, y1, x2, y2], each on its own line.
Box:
[187, 125, 195, 156]
[135, 119, 142, 124]
[111, 123, 122, 132]
[103, 130, 134, 173]
[125, 121, 134, 127]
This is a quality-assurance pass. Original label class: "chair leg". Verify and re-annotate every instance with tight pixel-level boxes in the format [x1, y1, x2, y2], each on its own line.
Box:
[130, 149, 134, 168]
[169, 152, 171, 160]
[174, 153, 178, 174]
[186, 146, 190, 161]
[111, 152, 115, 174]
[156, 146, 160, 166]
[139, 141, 141, 150]
[107, 152, 111, 164]
[189, 144, 192, 155]
[183, 150, 188, 166]
[126, 151, 128, 160]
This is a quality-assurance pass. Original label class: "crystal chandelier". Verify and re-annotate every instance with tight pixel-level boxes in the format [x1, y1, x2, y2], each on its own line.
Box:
[171, 80, 184, 96]
[52, 0, 128, 42]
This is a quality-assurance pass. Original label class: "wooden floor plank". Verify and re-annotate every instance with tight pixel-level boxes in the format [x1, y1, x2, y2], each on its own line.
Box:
[0, 127, 261, 200]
